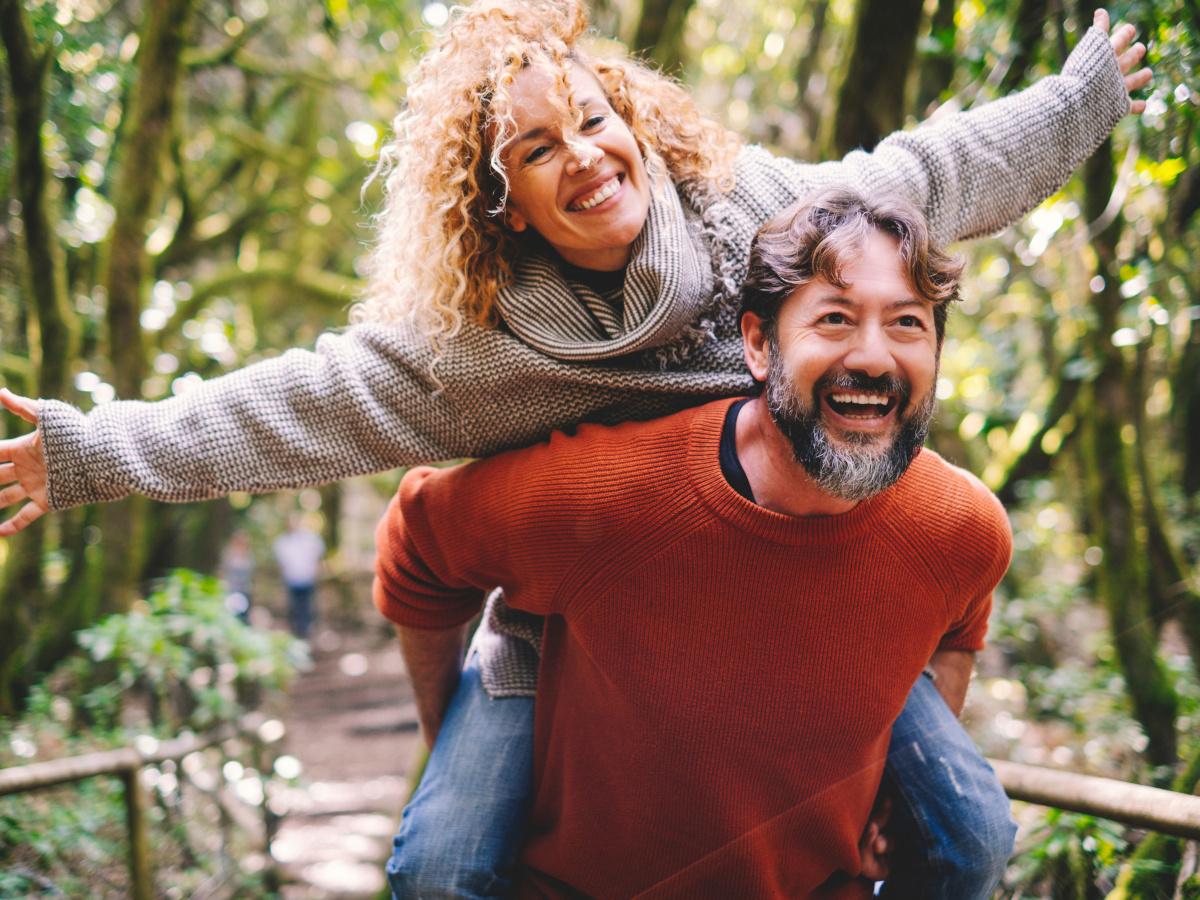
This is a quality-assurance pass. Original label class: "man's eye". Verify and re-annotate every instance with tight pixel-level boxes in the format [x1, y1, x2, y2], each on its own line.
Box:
[897, 315, 922, 328]
[823, 312, 847, 325]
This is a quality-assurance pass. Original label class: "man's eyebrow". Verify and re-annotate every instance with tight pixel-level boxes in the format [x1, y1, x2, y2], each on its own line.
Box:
[814, 294, 926, 311]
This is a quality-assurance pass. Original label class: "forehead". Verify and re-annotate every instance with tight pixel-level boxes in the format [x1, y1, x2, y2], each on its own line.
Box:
[505, 62, 605, 126]
[785, 230, 918, 310]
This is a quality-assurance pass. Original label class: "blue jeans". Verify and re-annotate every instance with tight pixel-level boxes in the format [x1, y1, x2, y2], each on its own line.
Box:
[287, 584, 315, 638]
[388, 667, 1014, 900]
[388, 654, 535, 899]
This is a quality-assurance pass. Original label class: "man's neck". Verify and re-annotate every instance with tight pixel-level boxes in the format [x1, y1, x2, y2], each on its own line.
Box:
[734, 396, 860, 518]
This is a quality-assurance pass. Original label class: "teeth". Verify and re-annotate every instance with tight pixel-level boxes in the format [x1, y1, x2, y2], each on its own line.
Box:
[831, 392, 889, 405]
[569, 176, 620, 211]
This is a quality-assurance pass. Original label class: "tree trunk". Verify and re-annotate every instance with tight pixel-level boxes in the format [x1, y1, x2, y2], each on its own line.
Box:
[793, 0, 829, 141]
[0, 0, 79, 712]
[824, 0, 926, 157]
[914, 0, 958, 116]
[633, 0, 693, 73]
[999, 0, 1050, 94]
[1079, 137, 1178, 768]
[99, 0, 196, 613]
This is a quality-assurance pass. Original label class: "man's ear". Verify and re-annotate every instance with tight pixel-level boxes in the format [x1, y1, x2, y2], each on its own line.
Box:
[741, 311, 770, 382]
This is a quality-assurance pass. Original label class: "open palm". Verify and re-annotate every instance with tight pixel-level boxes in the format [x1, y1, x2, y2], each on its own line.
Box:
[0, 389, 49, 535]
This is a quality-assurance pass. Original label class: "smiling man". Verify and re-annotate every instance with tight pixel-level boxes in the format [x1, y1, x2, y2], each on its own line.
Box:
[374, 188, 1013, 899]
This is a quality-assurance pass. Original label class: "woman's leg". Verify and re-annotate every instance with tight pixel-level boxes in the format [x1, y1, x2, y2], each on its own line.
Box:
[387, 653, 536, 900]
[877, 673, 1017, 900]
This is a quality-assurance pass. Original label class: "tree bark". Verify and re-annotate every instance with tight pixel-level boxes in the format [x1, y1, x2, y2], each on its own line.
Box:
[0, 0, 79, 712]
[824, 0, 927, 157]
[100, 0, 196, 613]
[793, 0, 830, 141]
[1079, 137, 1178, 768]
[633, 0, 693, 73]
[999, 0, 1050, 94]
[914, 0, 958, 116]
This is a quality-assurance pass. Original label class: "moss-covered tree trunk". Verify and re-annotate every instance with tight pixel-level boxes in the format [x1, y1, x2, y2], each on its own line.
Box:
[633, 0, 693, 73]
[99, 0, 196, 613]
[0, 0, 80, 713]
[824, 0, 926, 157]
[914, 0, 958, 116]
[999, 0, 1050, 94]
[1078, 136, 1178, 769]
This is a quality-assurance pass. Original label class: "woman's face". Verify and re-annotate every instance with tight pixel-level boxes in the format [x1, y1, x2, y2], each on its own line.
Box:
[498, 64, 651, 272]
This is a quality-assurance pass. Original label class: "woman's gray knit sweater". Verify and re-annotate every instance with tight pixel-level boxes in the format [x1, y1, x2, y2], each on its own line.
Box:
[39, 28, 1128, 696]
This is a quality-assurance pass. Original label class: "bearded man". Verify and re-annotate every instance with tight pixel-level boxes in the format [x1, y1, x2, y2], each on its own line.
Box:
[374, 187, 1014, 899]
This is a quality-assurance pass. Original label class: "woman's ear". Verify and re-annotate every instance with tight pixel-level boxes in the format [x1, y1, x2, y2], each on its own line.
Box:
[504, 207, 528, 232]
[741, 311, 771, 382]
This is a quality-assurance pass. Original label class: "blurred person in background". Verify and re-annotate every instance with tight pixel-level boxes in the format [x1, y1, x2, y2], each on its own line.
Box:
[221, 529, 255, 623]
[273, 514, 325, 640]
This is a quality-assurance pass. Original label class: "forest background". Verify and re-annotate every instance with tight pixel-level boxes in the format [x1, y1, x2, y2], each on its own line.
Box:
[1, 0, 1200, 895]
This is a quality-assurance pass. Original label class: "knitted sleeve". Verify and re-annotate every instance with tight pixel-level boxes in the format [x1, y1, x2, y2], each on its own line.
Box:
[937, 486, 1014, 652]
[372, 425, 629, 629]
[735, 25, 1129, 245]
[39, 324, 473, 508]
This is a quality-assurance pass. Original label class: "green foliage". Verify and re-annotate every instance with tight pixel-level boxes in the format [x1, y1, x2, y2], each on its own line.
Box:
[70, 569, 307, 730]
[0, 570, 302, 897]
[1008, 809, 1129, 900]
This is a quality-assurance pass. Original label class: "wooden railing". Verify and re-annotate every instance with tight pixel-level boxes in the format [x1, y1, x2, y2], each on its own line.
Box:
[0, 729, 230, 900]
[4, 746, 1200, 893]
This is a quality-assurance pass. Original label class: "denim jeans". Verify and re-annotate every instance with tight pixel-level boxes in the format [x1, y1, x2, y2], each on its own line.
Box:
[877, 672, 1017, 899]
[286, 584, 315, 639]
[388, 666, 1014, 900]
[388, 654, 535, 900]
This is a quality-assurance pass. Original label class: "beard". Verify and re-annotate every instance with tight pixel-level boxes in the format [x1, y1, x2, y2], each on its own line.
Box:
[764, 354, 937, 503]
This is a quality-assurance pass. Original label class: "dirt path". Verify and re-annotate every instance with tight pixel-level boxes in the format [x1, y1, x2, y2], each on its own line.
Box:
[272, 623, 421, 899]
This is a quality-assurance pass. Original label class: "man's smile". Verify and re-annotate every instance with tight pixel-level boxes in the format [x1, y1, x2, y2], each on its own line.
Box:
[824, 390, 899, 421]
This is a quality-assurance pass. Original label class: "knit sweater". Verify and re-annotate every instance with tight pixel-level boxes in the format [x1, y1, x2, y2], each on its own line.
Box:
[39, 26, 1123, 695]
[373, 399, 1012, 900]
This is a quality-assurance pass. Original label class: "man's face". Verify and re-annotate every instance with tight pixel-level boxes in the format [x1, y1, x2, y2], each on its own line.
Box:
[744, 230, 940, 501]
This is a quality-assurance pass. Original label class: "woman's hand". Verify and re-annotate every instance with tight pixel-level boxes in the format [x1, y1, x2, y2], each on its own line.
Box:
[1096, 9, 1152, 115]
[0, 389, 49, 536]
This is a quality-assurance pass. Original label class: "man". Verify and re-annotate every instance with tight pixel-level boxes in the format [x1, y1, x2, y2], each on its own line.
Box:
[273, 513, 325, 639]
[374, 188, 1013, 899]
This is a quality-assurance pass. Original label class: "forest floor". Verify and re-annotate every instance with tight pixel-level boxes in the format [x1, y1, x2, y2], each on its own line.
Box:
[271, 615, 419, 900]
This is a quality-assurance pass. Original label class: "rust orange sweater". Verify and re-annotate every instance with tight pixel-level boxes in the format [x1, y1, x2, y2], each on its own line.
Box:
[374, 398, 1011, 899]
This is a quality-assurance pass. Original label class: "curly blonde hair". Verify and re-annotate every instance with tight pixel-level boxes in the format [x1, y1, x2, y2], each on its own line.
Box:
[355, 0, 741, 344]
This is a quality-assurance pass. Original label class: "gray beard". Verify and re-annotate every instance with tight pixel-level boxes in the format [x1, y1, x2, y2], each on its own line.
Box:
[764, 355, 937, 503]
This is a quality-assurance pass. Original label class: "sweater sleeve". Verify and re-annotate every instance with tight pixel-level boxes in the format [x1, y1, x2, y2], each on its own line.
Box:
[39, 324, 477, 509]
[373, 436, 602, 629]
[937, 489, 1013, 652]
[739, 25, 1128, 245]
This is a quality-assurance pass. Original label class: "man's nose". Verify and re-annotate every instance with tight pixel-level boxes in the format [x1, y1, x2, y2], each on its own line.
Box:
[842, 324, 895, 377]
[565, 142, 603, 175]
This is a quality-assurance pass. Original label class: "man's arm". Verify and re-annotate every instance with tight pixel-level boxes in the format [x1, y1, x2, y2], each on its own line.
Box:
[927, 648, 977, 717]
[394, 620, 470, 749]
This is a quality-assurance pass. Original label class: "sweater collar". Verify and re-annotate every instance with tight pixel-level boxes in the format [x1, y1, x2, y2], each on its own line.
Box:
[495, 177, 742, 366]
[688, 398, 909, 546]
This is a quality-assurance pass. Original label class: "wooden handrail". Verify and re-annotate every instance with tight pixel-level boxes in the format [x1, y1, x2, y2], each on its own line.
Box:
[989, 758, 1200, 840]
[0, 728, 229, 899]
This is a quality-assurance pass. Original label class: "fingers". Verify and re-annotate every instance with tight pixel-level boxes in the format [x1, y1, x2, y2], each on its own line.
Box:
[0, 481, 28, 508]
[0, 501, 47, 537]
[0, 388, 38, 425]
[1093, 8, 1110, 33]
[0, 463, 15, 483]
[1117, 40, 1147, 75]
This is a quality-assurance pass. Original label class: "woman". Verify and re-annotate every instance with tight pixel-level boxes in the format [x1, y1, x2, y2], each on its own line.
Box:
[0, 0, 1149, 895]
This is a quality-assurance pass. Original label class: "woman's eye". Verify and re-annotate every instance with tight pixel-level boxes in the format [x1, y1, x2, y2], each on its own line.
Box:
[525, 145, 550, 164]
[582, 114, 606, 130]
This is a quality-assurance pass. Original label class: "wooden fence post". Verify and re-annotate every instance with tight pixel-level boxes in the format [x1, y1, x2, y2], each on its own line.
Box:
[121, 767, 153, 900]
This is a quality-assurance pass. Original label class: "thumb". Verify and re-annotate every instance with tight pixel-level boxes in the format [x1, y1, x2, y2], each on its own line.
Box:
[0, 389, 39, 426]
